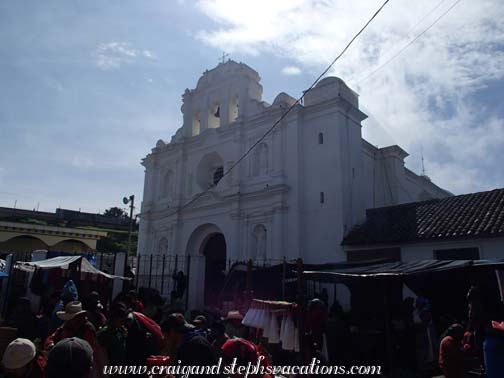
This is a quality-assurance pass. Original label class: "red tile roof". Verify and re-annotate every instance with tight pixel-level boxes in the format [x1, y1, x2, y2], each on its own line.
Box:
[343, 188, 504, 245]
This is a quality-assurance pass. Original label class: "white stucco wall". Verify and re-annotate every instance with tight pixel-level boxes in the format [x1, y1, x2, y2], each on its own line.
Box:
[401, 238, 504, 260]
[137, 61, 450, 308]
[345, 238, 504, 261]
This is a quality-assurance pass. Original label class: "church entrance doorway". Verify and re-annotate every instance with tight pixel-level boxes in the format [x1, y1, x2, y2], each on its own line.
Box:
[202, 233, 227, 307]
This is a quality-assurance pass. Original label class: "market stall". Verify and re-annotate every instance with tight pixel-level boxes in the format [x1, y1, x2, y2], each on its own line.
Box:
[15, 255, 129, 280]
[302, 259, 504, 374]
[6, 255, 131, 318]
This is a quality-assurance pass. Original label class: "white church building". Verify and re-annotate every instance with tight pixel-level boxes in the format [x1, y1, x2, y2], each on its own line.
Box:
[137, 60, 450, 308]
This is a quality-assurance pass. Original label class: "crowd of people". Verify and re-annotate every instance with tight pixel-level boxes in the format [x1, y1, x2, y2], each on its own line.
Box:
[0, 280, 273, 378]
[2, 278, 504, 378]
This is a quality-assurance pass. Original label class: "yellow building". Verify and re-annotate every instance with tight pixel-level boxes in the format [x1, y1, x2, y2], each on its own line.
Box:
[0, 221, 107, 254]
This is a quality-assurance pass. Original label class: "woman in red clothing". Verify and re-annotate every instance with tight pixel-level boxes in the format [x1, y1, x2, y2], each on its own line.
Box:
[44, 301, 97, 351]
[439, 324, 466, 378]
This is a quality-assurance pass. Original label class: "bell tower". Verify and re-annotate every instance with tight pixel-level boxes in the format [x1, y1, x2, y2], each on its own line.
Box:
[181, 60, 263, 137]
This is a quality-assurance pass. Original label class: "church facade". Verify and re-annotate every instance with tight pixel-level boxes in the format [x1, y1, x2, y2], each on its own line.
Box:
[137, 61, 449, 308]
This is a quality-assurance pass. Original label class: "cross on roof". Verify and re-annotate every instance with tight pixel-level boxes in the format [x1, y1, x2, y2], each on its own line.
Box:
[220, 52, 229, 64]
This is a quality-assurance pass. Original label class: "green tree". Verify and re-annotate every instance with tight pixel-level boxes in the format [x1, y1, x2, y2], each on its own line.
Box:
[103, 206, 128, 219]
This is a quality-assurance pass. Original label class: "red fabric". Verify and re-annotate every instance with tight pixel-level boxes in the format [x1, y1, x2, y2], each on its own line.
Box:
[24, 354, 47, 378]
[147, 356, 172, 367]
[439, 336, 465, 378]
[133, 299, 145, 313]
[222, 338, 256, 360]
[221, 338, 271, 368]
[44, 313, 97, 352]
[133, 312, 164, 350]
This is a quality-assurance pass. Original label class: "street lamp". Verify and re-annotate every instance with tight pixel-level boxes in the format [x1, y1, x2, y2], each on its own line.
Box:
[123, 195, 135, 277]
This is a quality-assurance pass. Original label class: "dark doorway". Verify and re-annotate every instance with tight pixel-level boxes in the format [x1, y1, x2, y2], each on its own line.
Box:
[202, 233, 227, 307]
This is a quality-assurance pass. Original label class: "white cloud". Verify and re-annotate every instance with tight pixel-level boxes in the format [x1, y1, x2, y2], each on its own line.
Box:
[281, 66, 302, 75]
[94, 42, 155, 71]
[196, 0, 504, 193]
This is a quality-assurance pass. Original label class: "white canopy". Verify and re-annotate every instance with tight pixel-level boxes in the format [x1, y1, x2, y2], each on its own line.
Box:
[15, 255, 130, 280]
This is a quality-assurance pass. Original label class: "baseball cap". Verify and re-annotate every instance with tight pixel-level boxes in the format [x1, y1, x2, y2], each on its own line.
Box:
[46, 337, 93, 378]
[2, 338, 36, 370]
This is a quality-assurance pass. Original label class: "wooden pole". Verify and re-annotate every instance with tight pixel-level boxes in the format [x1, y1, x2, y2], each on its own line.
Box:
[185, 255, 191, 310]
[161, 254, 166, 296]
[383, 278, 395, 376]
[246, 259, 253, 292]
[282, 257, 287, 300]
[296, 258, 305, 362]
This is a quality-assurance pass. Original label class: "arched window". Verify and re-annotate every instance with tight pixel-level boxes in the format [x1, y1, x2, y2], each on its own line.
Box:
[213, 166, 224, 186]
[192, 113, 201, 136]
[318, 132, 324, 144]
[229, 95, 239, 123]
[208, 102, 221, 129]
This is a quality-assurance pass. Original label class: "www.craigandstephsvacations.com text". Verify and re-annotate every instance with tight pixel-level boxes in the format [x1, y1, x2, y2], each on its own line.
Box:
[103, 357, 382, 377]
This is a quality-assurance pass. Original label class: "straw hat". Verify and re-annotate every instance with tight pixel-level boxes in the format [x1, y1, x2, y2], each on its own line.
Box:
[224, 311, 244, 321]
[56, 301, 86, 321]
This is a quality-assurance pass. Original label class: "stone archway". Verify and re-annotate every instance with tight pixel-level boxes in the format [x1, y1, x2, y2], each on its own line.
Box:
[185, 223, 227, 309]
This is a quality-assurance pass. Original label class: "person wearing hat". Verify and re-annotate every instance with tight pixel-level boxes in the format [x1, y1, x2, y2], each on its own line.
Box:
[44, 301, 96, 353]
[49, 280, 78, 333]
[1, 338, 46, 378]
[46, 337, 93, 378]
[160, 313, 216, 375]
[223, 311, 246, 339]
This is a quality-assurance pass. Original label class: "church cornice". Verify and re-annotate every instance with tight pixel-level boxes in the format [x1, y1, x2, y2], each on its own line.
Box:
[302, 97, 367, 123]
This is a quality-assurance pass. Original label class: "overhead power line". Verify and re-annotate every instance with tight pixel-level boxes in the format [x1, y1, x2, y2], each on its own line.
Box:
[171, 0, 391, 215]
[356, 0, 463, 85]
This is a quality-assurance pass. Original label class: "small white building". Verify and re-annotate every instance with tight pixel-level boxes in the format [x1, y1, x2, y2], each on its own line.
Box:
[137, 61, 449, 309]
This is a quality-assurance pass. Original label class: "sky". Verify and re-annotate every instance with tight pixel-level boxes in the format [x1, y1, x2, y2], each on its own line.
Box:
[1, 0, 503, 214]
